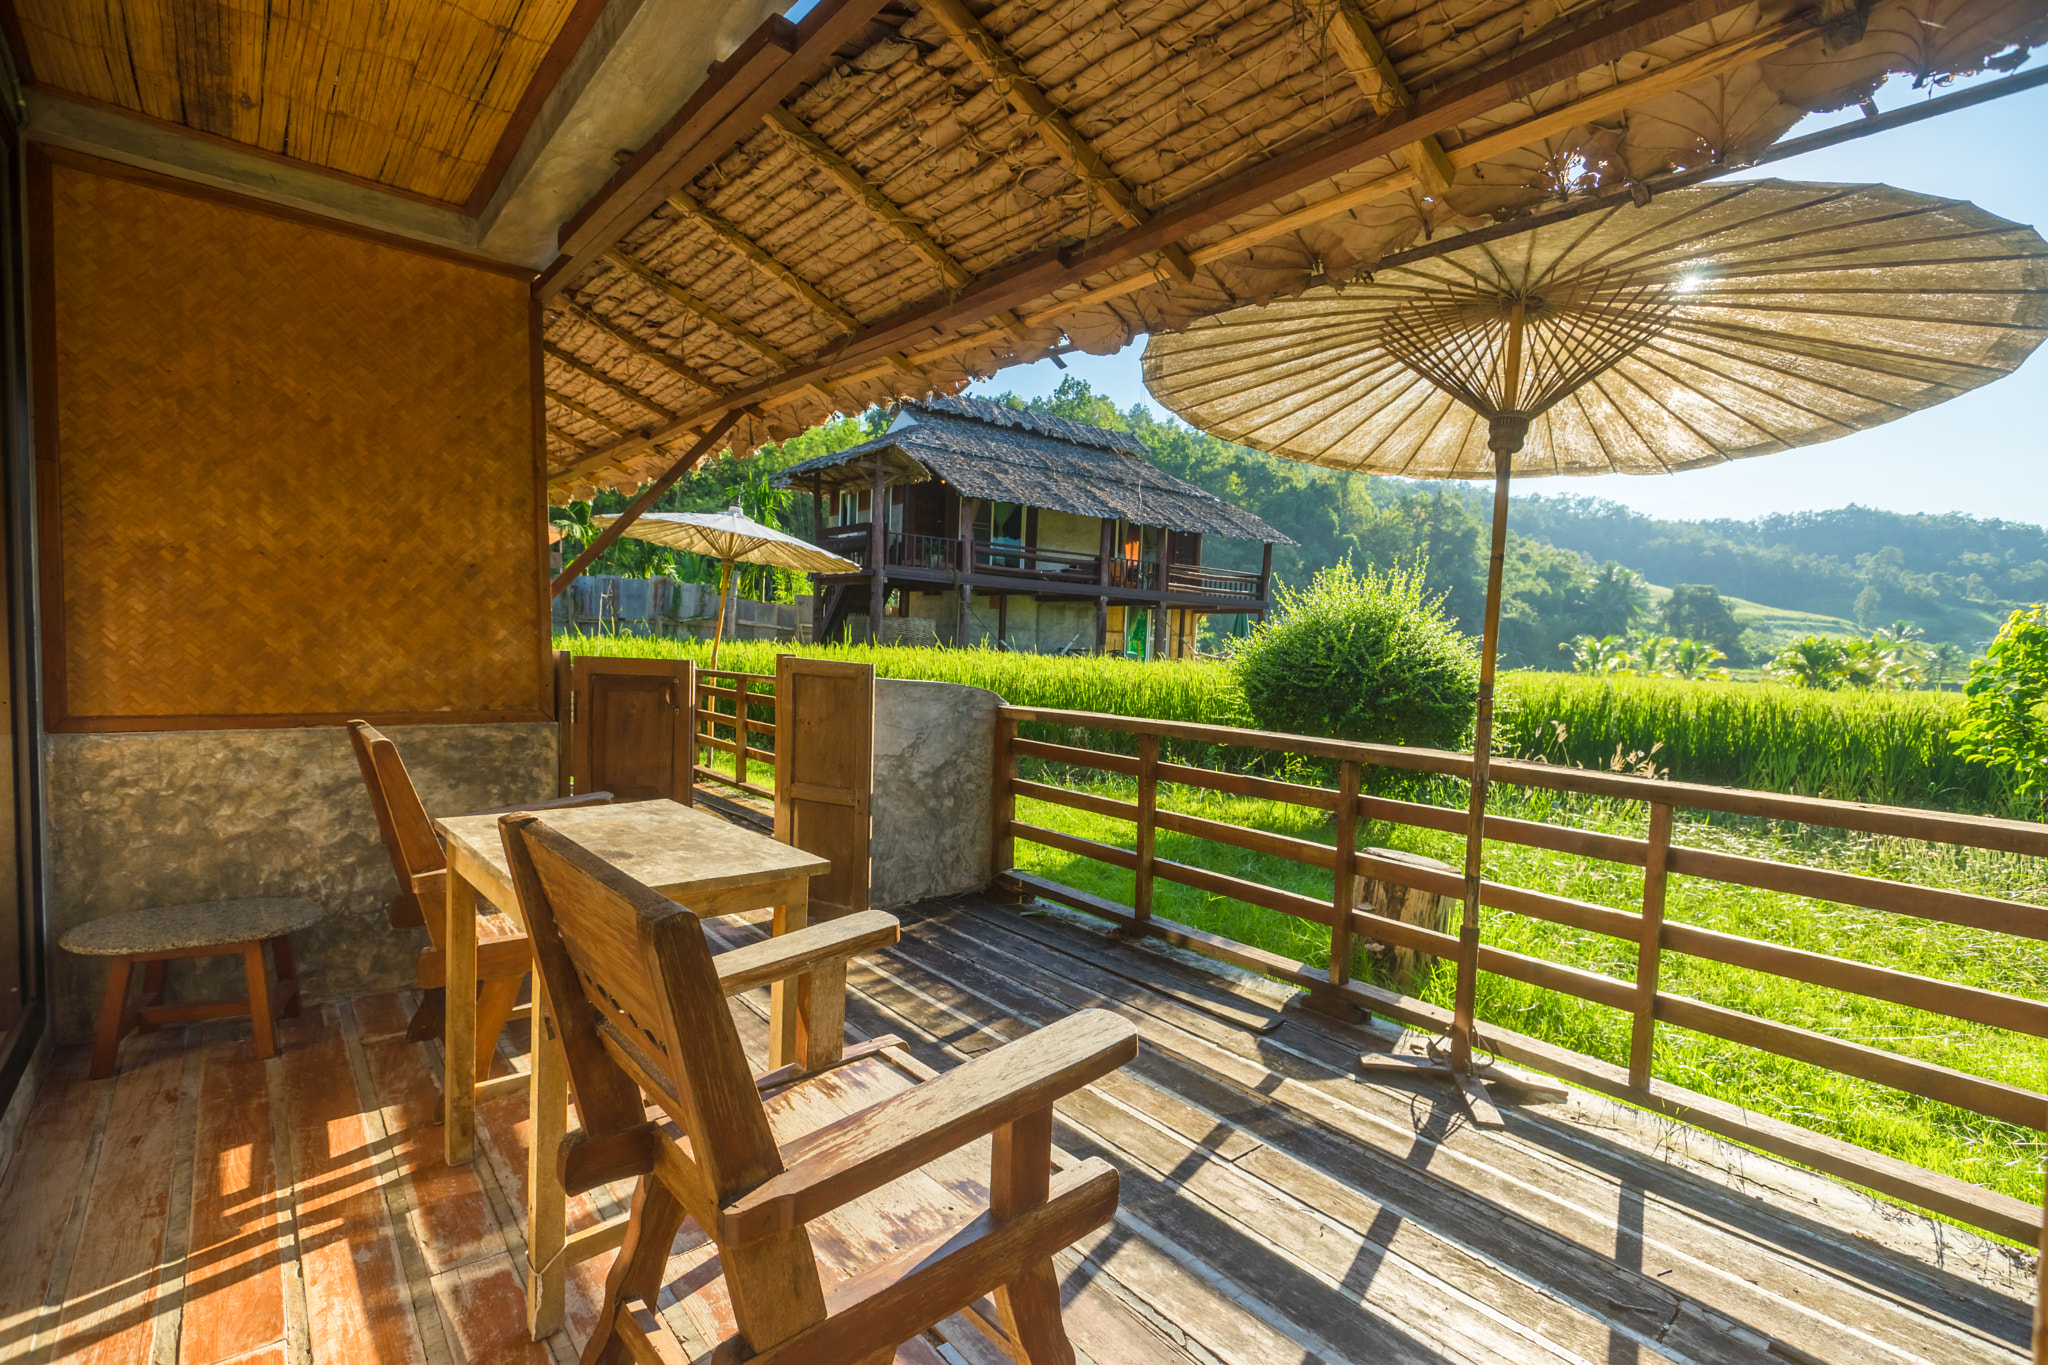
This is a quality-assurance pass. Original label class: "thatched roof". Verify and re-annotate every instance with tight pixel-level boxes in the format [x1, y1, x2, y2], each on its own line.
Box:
[778, 396, 1294, 543]
[537, 0, 2048, 499]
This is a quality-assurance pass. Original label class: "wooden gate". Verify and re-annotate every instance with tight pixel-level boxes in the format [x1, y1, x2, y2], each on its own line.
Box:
[773, 655, 873, 918]
[559, 652, 694, 802]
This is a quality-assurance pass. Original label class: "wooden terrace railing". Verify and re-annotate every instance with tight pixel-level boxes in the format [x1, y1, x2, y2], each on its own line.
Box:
[990, 704, 2048, 1245]
[695, 666, 777, 801]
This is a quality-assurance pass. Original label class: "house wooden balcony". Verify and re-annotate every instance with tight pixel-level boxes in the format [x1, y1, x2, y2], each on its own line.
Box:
[4, 890, 2029, 1365]
[815, 526, 1271, 608]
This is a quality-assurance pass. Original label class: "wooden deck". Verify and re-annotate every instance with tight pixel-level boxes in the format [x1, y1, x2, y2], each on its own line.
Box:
[1, 893, 2034, 1365]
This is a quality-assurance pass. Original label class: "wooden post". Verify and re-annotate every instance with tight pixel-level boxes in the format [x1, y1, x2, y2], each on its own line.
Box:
[554, 650, 573, 797]
[1096, 596, 1108, 654]
[997, 593, 1008, 647]
[958, 496, 976, 647]
[868, 457, 887, 641]
[1630, 802, 1673, 1087]
[524, 1004, 569, 1337]
[1311, 759, 1364, 1021]
[990, 713, 1019, 899]
[1133, 733, 1159, 930]
[811, 473, 823, 543]
[734, 676, 750, 791]
[710, 558, 733, 669]
[1259, 540, 1274, 602]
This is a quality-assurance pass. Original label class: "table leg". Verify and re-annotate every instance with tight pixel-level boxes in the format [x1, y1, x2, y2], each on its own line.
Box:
[768, 885, 809, 1071]
[525, 1002, 568, 1340]
[445, 867, 480, 1165]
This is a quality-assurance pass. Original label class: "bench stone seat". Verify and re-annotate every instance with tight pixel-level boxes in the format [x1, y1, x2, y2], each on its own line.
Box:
[61, 898, 325, 1078]
[62, 898, 324, 956]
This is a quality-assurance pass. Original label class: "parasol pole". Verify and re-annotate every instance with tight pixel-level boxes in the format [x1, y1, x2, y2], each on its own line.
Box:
[1451, 296, 1531, 1079]
[711, 557, 734, 670]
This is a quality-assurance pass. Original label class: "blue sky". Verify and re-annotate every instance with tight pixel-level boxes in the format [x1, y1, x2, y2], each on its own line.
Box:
[968, 70, 2048, 525]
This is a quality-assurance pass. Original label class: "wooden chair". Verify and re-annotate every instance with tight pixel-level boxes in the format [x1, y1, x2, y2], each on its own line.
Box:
[348, 720, 610, 1079]
[499, 810, 1138, 1365]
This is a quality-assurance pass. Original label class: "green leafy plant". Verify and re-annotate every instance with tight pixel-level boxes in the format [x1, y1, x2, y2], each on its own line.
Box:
[1770, 635, 1851, 689]
[1950, 605, 2048, 806]
[1560, 633, 1629, 675]
[1230, 558, 1478, 750]
[1668, 639, 1730, 681]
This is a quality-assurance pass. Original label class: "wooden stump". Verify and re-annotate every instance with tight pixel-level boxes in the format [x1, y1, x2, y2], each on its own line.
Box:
[1353, 848, 1456, 993]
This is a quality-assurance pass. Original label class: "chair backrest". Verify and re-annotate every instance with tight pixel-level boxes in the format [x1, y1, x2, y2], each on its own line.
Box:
[348, 720, 448, 931]
[499, 810, 784, 1200]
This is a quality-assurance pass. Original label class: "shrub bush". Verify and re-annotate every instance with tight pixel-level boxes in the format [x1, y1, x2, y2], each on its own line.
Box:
[1230, 559, 1478, 750]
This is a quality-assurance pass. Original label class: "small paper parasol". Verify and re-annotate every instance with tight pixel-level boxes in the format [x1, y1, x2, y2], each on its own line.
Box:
[597, 506, 857, 665]
[1141, 179, 2048, 1119]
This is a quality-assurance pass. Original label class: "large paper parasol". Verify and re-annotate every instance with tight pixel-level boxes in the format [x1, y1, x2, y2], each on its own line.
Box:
[1141, 179, 2048, 1116]
[596, 506, 857, 665]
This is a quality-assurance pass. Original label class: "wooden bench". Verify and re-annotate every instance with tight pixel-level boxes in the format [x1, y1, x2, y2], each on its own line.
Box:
[61, 898, 324, 1078]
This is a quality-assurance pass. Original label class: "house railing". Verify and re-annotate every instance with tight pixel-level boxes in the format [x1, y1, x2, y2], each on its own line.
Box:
[989, 703, 2048, 1244]
[695, 667, 777, 801]
[808, 530, 1263, 601]
[1164, 563, 1262, 598]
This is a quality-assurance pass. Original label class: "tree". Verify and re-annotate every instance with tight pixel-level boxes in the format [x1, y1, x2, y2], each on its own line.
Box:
[1769, 636, 1851, 689]
[1626, 633, 1679, 676]
[1669, 639, 1730, 680]
[1560, 634, 1630, 675]
[1852, 584, 1883, 629]
[1928, 641, 1967, 690]
[1951, 605, 2048, 806]
[1584, 561, 1649, 635]
[1233, 558, 1479, 751]
[1658, 584, 1745, 661]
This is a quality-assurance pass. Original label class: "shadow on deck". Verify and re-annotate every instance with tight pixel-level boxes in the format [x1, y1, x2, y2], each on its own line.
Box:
[1, 893, 2033, 1364]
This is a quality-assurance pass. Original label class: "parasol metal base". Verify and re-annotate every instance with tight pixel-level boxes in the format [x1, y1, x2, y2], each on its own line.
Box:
[1356, 1038, 1567, 1129]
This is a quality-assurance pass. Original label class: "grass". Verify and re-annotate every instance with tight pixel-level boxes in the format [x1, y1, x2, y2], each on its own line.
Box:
[1011, 763, 2048, 1212]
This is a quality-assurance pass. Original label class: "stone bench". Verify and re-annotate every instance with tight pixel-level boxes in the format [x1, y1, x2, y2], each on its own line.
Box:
[61, 898, 325, 1078]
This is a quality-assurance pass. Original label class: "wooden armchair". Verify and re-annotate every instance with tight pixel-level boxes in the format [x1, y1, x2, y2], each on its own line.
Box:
[499, 810, 1138, 1365]
[347, 720, 610, 1074]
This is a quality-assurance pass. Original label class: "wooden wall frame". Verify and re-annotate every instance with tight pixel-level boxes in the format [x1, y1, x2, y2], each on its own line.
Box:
[28, 146, 553, 732]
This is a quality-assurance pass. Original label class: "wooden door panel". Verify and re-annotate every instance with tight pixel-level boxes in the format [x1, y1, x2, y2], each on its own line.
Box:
[774, 657, 873, 918]
[564, 654, 693, 802]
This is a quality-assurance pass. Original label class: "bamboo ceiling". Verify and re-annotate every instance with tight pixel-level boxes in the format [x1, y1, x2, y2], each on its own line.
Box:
[538, 0, 2048, 500]
[5, 0, 593, 206]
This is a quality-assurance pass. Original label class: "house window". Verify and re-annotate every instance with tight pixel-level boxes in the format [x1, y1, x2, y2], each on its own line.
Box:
[975, 501, 1026, 569]
[836, 490, 858, 526]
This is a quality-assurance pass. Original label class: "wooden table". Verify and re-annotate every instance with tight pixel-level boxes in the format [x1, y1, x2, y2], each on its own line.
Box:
[433, 799, 830, 1335]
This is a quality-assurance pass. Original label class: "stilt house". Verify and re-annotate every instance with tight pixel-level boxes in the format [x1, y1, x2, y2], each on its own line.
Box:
[781, 397, 1291, 655]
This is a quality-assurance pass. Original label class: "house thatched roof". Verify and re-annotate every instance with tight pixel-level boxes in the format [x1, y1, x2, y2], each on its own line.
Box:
[779, 397, 1293, 544]
[536, 0, 2048, 499]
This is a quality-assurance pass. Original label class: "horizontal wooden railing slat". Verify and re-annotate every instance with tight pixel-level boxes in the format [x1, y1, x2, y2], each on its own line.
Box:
[1666, 845, 2048, 941]
[1011, 736, 1141, 775]
[1149, 856, 1339, 927]
[1011, 779, 1138, 824]
[1010, 821, 1138, 871]
[1157, 760, 1341, 811]
[1153, 807, 1337, 870]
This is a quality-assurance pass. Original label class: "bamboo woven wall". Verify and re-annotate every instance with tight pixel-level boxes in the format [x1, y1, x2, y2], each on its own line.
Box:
[34, 150, 549, 730]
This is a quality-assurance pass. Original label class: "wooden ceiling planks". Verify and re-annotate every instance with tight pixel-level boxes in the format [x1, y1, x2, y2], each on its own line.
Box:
[6, 0, 599, 206]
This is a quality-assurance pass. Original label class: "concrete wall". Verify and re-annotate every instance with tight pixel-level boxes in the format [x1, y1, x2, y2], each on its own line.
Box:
[870, 680, 997, 910]
[44, 723, 556, 1043]
[1037, 509, 1099, 555]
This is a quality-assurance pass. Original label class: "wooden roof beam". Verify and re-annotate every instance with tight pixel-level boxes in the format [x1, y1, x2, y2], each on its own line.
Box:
[544, 343, 679, 421]
[546, 423, 595, 455]
[600, 250, 796, 370]
[669, 188, 863, 334]
[1325, 0, 1456, 197]
[539, 0, 897, 300]
[917, 0, 1198, 284]
[554, 297, 731, 397]
[553, 0, 1762, 483]
[549, 391, 637, 438]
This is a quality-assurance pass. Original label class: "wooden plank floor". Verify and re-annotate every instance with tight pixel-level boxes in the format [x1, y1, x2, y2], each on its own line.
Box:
[1, 893, 2034, 1365]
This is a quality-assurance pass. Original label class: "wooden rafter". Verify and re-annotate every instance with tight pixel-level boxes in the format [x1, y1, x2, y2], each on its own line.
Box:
[549, 390, 635, 437]
[548, 0, 1792, 489]
[669, 188, 862, 334]
[601, 250, 795, 369]
[544, 343, 678, 420]
[555, 297, 730, 397]
[917, 0, 1198, 283]
[540, 0, 896, 299]
[546, 422, 594, 454]
[1325, 0, 1457, 196]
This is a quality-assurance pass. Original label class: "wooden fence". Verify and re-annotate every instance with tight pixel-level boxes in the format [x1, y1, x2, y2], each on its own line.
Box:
[694, 667, 777, 801]
[990, 704, 2048, 1245]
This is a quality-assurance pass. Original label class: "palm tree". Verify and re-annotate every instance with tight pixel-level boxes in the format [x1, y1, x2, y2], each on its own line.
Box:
[1669, 639, 1730, 681]
[1770, 635, 1850, 689]
[1584, 562, 1649, 636]
[1628, 633, 1679, 676]
[1928, 641, 1966, 689]
[1561, 634, 1630, 675]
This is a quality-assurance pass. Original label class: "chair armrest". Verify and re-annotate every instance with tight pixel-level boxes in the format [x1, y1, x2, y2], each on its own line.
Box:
[460, 791, 614, 817]
[715, 912, 900, 997]
[717, 1008, 1137, 1244]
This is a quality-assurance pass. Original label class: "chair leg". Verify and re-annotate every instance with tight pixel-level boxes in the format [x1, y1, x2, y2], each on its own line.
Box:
[990, 1106, 1076, 1365]
[475, 975, 523, 1081]
[581, 1175, 687, 1365]
[91, 957, 136, 1080]
[406, 986, 446, 1042]
[270, 935, 301, 1018]
[243, 942, 277, 1059]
